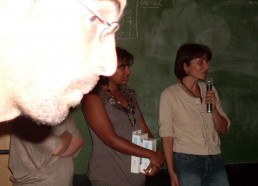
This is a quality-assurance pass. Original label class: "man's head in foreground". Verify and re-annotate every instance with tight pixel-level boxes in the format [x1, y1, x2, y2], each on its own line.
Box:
[0, 0, 126, 125]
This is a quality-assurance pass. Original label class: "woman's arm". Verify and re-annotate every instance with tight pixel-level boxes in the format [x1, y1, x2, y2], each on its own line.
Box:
[162, 137, 179, 186]
[205, 90, 229, 134]
[212, 109, 228, 134]
[82, 93, 164, 174]
[136, 101, 164, 174]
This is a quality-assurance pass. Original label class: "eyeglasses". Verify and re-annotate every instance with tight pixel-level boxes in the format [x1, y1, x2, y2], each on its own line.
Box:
[78, 0, 120, 42]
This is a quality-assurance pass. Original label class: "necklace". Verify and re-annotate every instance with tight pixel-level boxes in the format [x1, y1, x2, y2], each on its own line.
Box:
[104, 86, 136, 127]
[180, 80, 202, 103]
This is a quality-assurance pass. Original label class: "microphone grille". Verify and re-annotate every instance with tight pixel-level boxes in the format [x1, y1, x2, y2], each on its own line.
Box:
[206, 78, 213, 85]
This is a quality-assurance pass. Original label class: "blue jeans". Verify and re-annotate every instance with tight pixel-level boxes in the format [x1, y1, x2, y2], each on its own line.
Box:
[173, 152, 229, 186]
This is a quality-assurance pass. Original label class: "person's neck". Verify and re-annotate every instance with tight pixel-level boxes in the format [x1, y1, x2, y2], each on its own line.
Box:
[180, 78, 201, 101]
[181, 78, 199, 91]
[106, 83, 119, 93]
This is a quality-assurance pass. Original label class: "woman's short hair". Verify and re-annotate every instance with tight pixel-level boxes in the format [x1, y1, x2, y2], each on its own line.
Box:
[116, 47, 134, 66]
[174, 43, 212, 80]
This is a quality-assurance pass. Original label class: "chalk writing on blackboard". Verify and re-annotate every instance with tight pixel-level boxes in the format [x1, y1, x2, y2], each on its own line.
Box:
[140, 0, 162, 8]
[140, 0, 175, 8]
[116, 1, 138, 39]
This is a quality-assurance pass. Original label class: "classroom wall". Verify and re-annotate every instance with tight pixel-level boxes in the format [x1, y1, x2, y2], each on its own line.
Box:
[73, 0, 258, 174]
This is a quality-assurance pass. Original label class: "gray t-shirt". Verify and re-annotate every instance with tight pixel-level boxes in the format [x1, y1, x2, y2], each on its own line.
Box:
[9, 115, 82, 186]
[87, 85, 145, 186]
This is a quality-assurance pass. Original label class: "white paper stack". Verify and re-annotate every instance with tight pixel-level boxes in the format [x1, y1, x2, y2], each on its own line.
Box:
[130, 130, 157, 174]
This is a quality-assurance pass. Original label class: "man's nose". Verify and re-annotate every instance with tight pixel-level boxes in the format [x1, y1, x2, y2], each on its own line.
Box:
[101, 50, 117, 76]
[96, 38, 117, 76]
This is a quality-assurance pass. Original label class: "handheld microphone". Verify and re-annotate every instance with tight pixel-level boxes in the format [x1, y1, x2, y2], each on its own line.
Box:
[206, 78, 213, 113]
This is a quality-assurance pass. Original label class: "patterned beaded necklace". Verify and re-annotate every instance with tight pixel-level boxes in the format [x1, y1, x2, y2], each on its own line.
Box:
[104, 86, 136, 127]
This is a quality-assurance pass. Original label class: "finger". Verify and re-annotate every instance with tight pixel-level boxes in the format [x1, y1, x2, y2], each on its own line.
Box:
[143, 163, 153, 175]
[145, 166, 160, 176]
[152, 166, 160, 175]
[143, 168, 152, 176]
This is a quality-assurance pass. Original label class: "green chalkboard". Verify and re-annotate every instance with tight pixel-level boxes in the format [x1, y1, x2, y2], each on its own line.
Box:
[74, 0, 258, 173]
